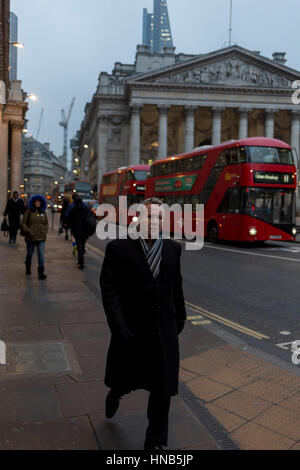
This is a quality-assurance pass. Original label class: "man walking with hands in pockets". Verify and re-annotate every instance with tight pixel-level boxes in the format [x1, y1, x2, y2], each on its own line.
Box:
[100, 197, 186, 451]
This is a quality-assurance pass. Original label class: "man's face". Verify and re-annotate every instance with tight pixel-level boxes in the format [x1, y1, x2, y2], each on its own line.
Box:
[13, 192, 18, 200]
[140, 204, 163, 239]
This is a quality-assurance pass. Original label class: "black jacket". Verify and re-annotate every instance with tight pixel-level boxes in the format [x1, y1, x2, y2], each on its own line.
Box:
[100, 238, 186, 397]
[4, 198, 24, 230]
[67, 199, 89, 238]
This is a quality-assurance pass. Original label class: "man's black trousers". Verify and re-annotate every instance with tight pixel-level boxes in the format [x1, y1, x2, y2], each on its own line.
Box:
[75, 237, 86, 266]
[145, 392, 171, 446]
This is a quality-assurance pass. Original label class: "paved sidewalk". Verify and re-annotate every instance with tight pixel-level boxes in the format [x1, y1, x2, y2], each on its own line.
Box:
[2, 226, 300, 450]
[0, 227, 219, 450]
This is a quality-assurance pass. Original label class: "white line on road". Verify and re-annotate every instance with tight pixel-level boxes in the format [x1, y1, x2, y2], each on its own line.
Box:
[204, 244, 300, 263]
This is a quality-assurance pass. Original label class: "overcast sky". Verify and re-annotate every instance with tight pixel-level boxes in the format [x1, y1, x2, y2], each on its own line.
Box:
[11, 0, 300, 167]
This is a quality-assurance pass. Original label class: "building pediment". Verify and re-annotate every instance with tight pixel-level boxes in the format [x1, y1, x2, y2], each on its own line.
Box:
[128, 46, 300, 89]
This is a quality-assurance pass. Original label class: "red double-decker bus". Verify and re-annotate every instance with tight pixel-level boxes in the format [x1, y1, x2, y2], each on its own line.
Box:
[146, 137, 297, 242]
[99, 165, 150, 222]
[64, 181, 94, 202]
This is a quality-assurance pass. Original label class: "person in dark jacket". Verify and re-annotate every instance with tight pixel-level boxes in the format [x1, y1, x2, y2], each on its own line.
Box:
[21, 195, 48, 280]
[3, 191, 25, 244]
[60, 198, 70, 240]
[66, 196, 89, 269]
[100, 197, 186, 451]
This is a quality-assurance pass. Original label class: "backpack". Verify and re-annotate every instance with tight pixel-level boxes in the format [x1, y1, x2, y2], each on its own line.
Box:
[85, 210, 97, 238]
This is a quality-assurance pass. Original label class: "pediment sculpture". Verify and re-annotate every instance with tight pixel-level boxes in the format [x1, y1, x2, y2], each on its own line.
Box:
[148, 56, 292, 88]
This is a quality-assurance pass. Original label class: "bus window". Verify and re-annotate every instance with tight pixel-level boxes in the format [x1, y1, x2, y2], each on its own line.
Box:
[218, 189, 241, 213]
[229, 149, 239, 165]
[238, 147, 247, 162]
[216, 150, 229, 168]
[176, 160, 183, 173]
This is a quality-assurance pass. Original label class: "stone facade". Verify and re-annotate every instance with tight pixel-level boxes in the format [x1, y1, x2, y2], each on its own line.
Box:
[77, 44, 300, 205]
[23, 137, 67, 197]
[0, 2, 28, 218]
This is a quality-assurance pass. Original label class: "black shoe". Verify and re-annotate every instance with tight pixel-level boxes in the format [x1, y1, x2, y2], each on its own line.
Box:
[25, 261, 31, 275]
[8, 239, 12, 244]
[38, 266, 47, 280]
[144, 442, 164, 451]
[105, 390, 120, 419]
[78, 264, 84, 270]
[13, 239, 16, 244]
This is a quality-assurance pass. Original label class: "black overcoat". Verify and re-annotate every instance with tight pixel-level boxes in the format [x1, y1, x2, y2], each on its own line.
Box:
[4, 198, 24, 231]
[100, 238, 186, 397]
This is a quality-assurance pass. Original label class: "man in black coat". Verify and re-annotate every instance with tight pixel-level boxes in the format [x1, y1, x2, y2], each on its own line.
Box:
[3, 191, 25, 244]
[66, 195, 89, 269]
[100, 197, 186, 450]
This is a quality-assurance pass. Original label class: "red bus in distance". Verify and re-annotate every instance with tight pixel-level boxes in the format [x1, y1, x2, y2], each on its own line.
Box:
[146, 137, 297, 242]
[64, 181, 94, 202]
[99, 165, 150, 223]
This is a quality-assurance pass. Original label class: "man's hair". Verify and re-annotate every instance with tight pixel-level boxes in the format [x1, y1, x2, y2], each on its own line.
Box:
[142, 197, 163, 206]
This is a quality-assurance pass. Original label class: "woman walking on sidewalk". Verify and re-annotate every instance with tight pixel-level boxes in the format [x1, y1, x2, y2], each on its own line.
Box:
[21, 195, 48, 280]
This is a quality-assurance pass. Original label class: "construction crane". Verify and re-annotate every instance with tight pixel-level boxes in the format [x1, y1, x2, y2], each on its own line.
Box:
[59, 97, 75, 169]
[36, 108, 44, 141]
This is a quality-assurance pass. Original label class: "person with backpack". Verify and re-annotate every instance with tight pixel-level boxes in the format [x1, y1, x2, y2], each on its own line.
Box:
[21, 194, 48, 280]
[66, 196, 96, 269]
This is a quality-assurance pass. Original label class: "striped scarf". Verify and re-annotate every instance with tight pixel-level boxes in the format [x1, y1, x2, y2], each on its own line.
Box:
[139, 234, 163, 279]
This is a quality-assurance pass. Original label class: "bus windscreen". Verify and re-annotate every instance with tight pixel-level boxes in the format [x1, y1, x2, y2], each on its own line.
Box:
[247, 147, 293, 165]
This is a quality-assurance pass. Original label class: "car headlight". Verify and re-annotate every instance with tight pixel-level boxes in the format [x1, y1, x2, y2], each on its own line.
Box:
[292, 227, 297, 236]
[249, 227, 257, 236]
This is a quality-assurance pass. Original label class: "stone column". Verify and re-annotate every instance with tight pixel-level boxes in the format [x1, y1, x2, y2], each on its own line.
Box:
[158, 105, 169, 160]
[239, 108, 251, 139]
[265, 109, 277, 138]
[291, 110, 300, 163]
[184, 106, 196, 153]
[212, 107, 224, 146]
[129, 104, 142, 166]
[97, 115, 108, 191]
[10, 121, 24, 193]
[0, 109, 9, 218]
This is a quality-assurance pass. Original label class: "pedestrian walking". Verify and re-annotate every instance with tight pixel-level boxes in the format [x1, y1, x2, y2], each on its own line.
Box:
[3, 191, 25, 244]
[60, 198, 70, 240]
[66, 195, 90, 269]
[100, 197, 186, 451]
[21, 195, 48, 280]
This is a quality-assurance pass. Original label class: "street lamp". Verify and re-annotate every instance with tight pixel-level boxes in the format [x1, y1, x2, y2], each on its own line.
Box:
[9, 41, 24, 49]
[27, 94, 37, 101]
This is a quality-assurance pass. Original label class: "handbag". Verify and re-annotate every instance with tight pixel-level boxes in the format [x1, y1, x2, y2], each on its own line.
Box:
[1, 219, 9, 237]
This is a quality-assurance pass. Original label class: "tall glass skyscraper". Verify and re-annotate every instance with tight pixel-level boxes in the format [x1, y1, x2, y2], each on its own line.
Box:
[142, 0, 173, 54]
[9, 12, 18, 80]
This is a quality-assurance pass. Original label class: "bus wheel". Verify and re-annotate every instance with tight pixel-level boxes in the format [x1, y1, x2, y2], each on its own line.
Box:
[208, 222, 219, 243]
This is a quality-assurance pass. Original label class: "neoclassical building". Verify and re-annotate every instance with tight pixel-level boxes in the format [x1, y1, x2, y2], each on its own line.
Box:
[22, 137, 67, 197]
[78, 44, 300, 200]
[0, 0, 28, 217]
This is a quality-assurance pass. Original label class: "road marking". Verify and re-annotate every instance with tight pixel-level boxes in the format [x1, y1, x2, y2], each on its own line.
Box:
[186, 301, 270, 340]
[86, 243, 105, 258]
[262, 247, 300, 253]
[280, 331, 291, 336]
[204, 244, 300, 263]
[187, 314, 212, 326]
[276, 341, 298, 351]
[187, 315, 205, 320]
